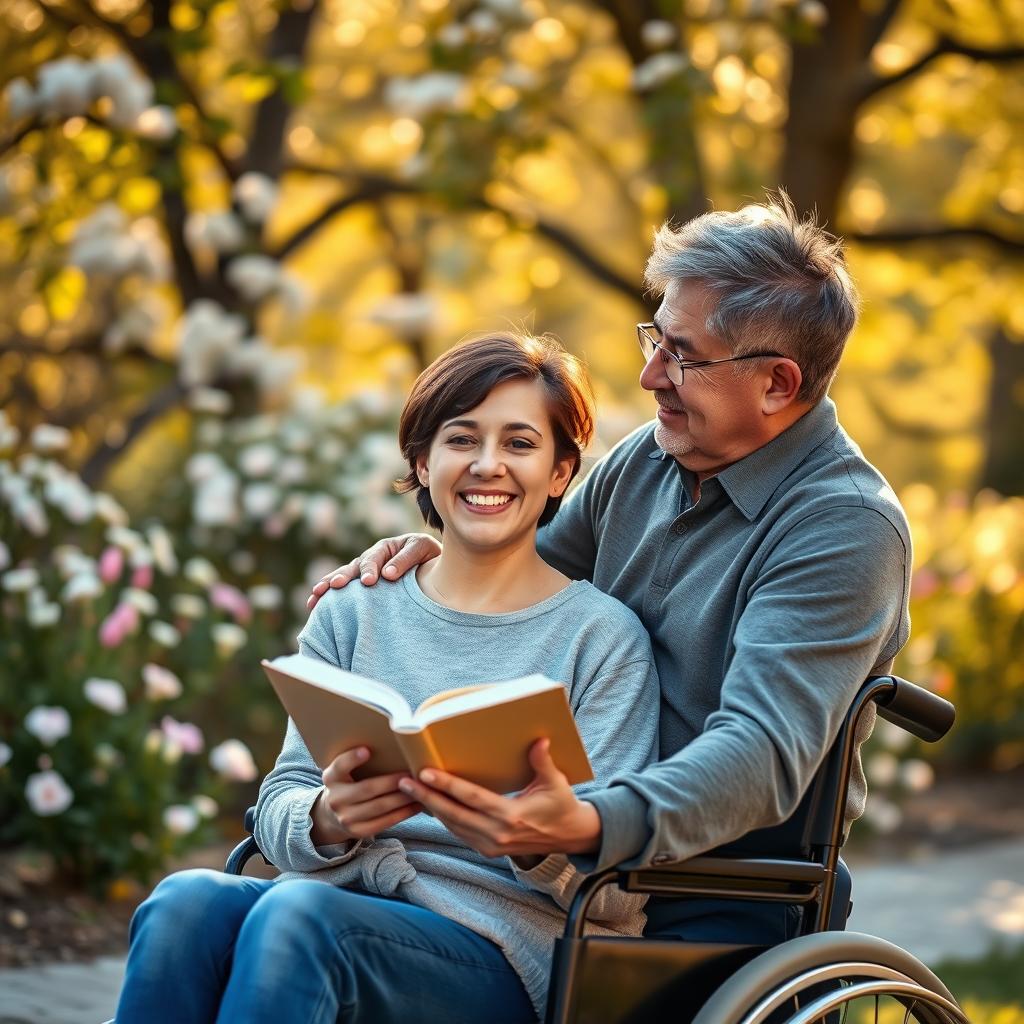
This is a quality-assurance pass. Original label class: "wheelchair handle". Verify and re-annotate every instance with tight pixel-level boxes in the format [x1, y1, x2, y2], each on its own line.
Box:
[874, 674, 954, 743]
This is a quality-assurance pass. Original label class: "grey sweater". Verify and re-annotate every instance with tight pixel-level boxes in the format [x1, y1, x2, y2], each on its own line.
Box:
[254, 570, 659, 1017]
[538, 399, 912, 873]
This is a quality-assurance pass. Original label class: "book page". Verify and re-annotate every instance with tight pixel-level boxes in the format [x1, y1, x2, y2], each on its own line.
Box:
[410, 674, 559, 727]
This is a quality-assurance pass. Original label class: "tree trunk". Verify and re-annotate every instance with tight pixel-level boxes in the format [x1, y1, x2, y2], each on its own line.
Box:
[979, 327, 1024, 495]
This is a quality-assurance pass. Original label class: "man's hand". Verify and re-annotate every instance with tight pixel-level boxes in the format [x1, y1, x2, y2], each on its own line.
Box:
[312, 747, 420, 846]
[397, 739, 602, 861]
[306, 534, 442, 611]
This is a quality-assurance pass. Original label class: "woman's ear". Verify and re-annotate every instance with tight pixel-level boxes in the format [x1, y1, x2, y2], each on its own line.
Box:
[549, 455, 575, 498]
[415, 454, 429, 488]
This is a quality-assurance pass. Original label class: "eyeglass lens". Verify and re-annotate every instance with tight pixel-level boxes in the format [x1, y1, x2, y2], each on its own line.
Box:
[639, 328, 683, 385]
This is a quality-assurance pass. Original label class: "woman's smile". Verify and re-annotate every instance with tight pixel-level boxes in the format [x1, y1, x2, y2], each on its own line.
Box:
[460, 490, 517, 513]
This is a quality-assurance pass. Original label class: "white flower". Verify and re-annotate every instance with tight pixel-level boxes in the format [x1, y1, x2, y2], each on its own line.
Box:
[134, 105, 176, 140]
[248, 583, 282, 610]
[184, 210, 245, 255]
[305, 493, 339, 539]
[95, 743, 123, 768]
[186, 451, 227, 484]
[143, 663, 183, 701]
[209, 739, 258, 782]
[3, 568, 40, 593]
[192, 794, 218, 819]
[233, 172, 278, 223]
[24, 705, 71, 745]
[182, 557, 218, 589]
[242, 482, 280, 519]
[192, 472, 240, 527]
[5, 78, 36, 120]
[148, 620, 182, 648]
[176, 299, 247, 387]
[123, 586, 158, 616]
[25, 769, 73, 816]
[27, 600, 60, 628]
[94, 492, 128, 526]
[36, 57, 94, 118]
[63, 572, 103, 603]
[277, 455, 308, 485]
[106, 525, 145, 553]
[12, 493, 49, 536]
[0, 415, 20, 448]
[467, 10, 501, 40]
[384, 73, 468, 117]
[438, 22, 469, 47]
[212, 622, 248, 657]
[188, 388, 233, 415]
[146, 524, 178, 575]
[226, 254, 282, 301]
[239, 443, 278, 478]
[0, 540, 8, 571]
[632, 52, 688, 91]
[44, 474, 95, 523]
[163, 803, 200, 835]
[367, 292, 438, 338]
[171, 593, 206, 619]
[91, 54, 154, 128]
[641, 19, 676, 50]
[900, 759, 935, 793]
[84, 677, 127, 714]
[0, 741, 11, 768]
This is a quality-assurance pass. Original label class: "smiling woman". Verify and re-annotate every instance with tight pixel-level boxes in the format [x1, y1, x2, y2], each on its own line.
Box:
[114, 331, 661, 1024]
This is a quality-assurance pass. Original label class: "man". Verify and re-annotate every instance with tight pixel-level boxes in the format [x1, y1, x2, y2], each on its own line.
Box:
[306, 194, 911, 944]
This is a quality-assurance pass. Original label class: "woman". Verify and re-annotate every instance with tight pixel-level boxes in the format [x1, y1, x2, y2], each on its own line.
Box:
[115, 332, 659, 1024]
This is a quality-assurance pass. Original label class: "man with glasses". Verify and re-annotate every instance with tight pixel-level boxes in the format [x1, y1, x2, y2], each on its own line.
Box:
[305, 194, 911, 946]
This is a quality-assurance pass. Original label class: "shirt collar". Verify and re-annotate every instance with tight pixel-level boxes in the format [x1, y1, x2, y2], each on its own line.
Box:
[715, 398, 839, 521]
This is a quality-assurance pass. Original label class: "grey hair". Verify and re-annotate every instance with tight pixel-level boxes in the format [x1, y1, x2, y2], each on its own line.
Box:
[644, 192, 859, 405]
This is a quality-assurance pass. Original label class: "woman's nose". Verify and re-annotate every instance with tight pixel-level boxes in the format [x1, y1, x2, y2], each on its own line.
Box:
[471, 444, 506, 476]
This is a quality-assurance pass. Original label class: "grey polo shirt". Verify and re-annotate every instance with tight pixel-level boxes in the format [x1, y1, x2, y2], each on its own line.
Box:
[537, 397, 911, 872]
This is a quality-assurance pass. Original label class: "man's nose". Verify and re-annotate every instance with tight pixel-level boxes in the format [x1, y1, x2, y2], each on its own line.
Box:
[639, 347, 672, 391]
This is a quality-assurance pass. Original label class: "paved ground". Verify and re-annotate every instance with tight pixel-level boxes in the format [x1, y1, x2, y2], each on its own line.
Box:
[1, 838, 1022, 1024]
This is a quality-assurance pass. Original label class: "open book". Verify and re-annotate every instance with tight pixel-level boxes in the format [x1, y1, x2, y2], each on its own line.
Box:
[261, 653, 594, 794]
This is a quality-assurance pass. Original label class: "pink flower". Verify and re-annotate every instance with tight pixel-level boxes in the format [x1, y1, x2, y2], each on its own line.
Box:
[98, 545, 125, 584]
[25, 769, 74, 816]
[210, 582, 252, 624]
[131, 565, 154, 589]
[209, 739, 257, 782]
[160, 715, 204, 754]
[99, 602, 139, 648]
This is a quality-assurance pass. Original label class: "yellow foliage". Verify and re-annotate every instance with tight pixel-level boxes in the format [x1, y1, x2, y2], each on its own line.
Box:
[43, 267, 86, 322]
[119, 177, 161, 215]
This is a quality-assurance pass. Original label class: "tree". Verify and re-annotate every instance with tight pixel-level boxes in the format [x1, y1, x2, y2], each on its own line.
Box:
[1, 0, 1021, 493]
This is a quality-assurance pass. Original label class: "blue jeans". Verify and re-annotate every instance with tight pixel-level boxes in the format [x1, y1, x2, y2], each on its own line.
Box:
[115, 869, 536, 1024]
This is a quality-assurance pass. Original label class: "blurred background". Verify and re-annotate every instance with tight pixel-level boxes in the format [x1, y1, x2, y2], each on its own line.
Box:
[0, 0, 1022, 1015]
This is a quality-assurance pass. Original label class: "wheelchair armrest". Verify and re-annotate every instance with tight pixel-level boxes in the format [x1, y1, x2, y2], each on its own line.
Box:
[224, 805, 273, 875]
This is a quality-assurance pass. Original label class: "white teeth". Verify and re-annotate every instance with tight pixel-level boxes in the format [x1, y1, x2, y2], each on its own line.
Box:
[463, 494, 513, 507]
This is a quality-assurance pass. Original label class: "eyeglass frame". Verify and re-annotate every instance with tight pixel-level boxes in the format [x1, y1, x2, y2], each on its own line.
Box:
[637, 322, 788, 386]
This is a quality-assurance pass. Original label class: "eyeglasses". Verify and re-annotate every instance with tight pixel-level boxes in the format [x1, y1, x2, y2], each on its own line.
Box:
[637, 323, 786, 387]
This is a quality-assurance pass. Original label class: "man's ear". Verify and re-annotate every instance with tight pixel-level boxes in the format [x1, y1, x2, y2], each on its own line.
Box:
[549, 455, 575, 498]
[762, 358, 803, 414]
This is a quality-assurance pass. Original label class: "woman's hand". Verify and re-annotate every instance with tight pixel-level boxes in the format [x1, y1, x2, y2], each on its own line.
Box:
[312, 747, 421, 846]
[306, 534, 442, 611]
[397, 739, 602, 861]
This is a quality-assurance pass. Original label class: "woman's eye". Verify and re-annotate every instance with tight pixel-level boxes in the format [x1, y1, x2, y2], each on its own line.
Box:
[509, 438, 536, 450]
[446, 435, 475, 447]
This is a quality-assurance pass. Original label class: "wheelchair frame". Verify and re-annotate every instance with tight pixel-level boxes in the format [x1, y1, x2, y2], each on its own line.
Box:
[224, 674, 964, 1024]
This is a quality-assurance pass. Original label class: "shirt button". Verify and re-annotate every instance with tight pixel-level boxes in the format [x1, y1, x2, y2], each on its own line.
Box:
[672, 522, 687, 536]
[652, 853, 672, 864]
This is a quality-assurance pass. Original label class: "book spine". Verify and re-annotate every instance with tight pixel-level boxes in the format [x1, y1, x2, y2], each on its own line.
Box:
[395, 728, 444, 777]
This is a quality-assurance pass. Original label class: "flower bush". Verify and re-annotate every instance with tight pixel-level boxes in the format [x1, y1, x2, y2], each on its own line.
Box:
[0, 388, 420, 889]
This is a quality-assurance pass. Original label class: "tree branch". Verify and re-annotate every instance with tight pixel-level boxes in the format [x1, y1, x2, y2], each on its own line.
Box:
[80, 379, 187, 488]
[277, 165, 643, 304]
[860, 386, 973, 441]
[859, 36, 1024, 101]
[0, 118, 42, 161]
[849, 225, 1024, 255]
[862, 0, 904, 56]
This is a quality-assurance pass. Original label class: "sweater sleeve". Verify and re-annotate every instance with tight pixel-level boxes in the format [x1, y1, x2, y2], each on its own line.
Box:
[576, 505, 909, 872]
[253, 593, 367, 870]
[510, 644, 659, 928]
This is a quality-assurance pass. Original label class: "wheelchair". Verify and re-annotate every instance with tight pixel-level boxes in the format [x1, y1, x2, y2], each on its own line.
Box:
[225, 674, 966, 1024]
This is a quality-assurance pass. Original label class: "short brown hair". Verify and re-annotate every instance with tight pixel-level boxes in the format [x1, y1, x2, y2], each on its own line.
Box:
[396, 332, 595, 530]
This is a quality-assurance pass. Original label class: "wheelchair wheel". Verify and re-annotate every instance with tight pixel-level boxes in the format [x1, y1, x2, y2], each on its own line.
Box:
[690, 932, 968, 1024]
